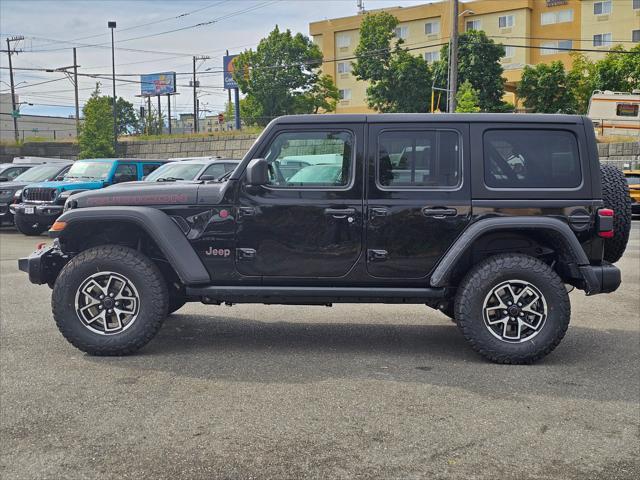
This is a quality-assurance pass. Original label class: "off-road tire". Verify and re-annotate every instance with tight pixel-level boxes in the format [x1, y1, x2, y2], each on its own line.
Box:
[14, 214, 47, 236]
[455, 254, 570, 364]
[52, 245, 168, 355]
[600, 164, 631, 263]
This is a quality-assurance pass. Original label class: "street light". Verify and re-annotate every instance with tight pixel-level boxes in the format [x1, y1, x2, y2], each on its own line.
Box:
[108, 21, 117, 154]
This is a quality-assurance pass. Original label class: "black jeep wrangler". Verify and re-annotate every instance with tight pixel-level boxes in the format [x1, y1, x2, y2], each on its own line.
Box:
[19, 114, 631, 364]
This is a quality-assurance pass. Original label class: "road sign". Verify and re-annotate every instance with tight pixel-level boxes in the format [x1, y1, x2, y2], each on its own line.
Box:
[218, 113, 224, 123]
[223, 55, 239, 89]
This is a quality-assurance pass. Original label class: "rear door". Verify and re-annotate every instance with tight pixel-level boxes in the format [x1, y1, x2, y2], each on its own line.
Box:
[365, 122, 471, 279]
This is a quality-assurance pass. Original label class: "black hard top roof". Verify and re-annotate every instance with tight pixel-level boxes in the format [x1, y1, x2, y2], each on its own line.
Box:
[272, 113, 585, 124]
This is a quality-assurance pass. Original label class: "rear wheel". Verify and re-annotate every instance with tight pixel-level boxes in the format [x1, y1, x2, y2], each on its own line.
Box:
[455, 254, 570, 364]
[14, 214, 47, 236]
[600, 164, 631, 263]
[52, 245, 168, 355]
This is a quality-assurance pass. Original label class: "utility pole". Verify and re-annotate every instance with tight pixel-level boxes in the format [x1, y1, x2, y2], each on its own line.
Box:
[192, 55, 210, 133]
[167, 94, 172, 134]
[447, 0, 459, 113]
[73, 48, 80, 136]
[47, 49, 81, 137]
[5, 36, 24, 143]
[108, 21, 117, 154]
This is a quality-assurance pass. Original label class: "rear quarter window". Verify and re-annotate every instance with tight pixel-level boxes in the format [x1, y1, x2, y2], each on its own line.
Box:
[483, 129, 581, 189]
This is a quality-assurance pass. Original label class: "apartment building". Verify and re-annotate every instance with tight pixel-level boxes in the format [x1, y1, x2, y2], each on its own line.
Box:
[309, 0, 639, 113]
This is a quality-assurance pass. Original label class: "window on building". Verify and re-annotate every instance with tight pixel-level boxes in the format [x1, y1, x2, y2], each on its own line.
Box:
[337, 62, 351, 74]
[424, 20, 440, 35]
[336, 33, 351, 49]
[593, 1, 612, 15]
[541, 40, 572, 55]
[634, 0, 640, 10]
[498, 15, 515, 28]
[377, 130, 461, 189]
[616, 104, 639, 117]
[394, 26, 408, 39]
[541, 9, 574, 25]
[593, 33, 612, 47]
[424, 51, 440, 63]
[632, 30, 640, 43]
[483, 130, 581, 189]
[339, 89, 352, 101]
[503, 46, 516, 59]
[466, 19, 481, 31]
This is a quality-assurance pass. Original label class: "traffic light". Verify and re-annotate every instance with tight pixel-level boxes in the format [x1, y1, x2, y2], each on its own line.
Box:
[218, 113, 224, 124]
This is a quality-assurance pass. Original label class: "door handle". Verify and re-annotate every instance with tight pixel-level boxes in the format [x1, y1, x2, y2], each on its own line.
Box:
[370, 207, 389, 218]
[324, 207, 356, 218]
[238, 207, 255, 217]
[422, 207, 457, 218]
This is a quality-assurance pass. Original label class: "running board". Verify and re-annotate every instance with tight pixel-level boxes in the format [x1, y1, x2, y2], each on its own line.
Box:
[185, 286, 446, 305]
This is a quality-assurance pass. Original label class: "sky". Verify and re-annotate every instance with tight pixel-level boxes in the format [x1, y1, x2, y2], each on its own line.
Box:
[0, 0, 432, 118]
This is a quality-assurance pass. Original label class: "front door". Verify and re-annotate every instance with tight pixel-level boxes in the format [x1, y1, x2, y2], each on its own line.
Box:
[366, 123, 471, 279]
[235, 125, 364, 278]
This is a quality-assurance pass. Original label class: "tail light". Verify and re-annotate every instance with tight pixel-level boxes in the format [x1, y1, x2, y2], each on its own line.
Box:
[597, 208, 614, 238]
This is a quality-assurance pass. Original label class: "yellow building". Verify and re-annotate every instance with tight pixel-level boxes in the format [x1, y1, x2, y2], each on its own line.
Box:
[309, 0, 639, 113]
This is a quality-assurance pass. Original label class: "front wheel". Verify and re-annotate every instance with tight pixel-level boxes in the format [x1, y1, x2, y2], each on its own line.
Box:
[455, 254, 570, 364]
[52, 245, 168, 355]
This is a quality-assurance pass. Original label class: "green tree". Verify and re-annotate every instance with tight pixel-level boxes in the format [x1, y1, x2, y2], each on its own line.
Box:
[567, 53, 598, 114]
[78, 85, 115, 158]
[352, 11, 432, 112]
[115, 97, 139, 135]
[298, 74, 339, 113]
[435, 30, 506, 112]
[233, 26, 323, 125]
[455, 80, 480, 113]
[518, 61, 576, 113]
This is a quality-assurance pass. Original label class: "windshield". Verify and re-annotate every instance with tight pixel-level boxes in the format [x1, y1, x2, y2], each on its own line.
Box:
[145, 163, 204, 181]
[13, 164, 65, 182]
[66, 161, 112, 180]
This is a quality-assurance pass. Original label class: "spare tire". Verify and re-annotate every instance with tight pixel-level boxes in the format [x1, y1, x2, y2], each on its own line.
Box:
[600, 163, 632, 263]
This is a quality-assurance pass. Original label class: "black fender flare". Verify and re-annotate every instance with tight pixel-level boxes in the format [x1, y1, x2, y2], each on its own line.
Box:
[52, 206, 210, 285]
[429, 217, 594, 289]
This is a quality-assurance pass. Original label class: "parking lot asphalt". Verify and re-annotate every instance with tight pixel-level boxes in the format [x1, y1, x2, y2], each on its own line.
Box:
[1, 223, 639, 480]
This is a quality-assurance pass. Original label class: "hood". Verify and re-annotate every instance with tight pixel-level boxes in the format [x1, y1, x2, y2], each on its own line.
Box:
[25, 179, 104, 191]
[0, 180, 31, 191]
[72, 181, 206, 208]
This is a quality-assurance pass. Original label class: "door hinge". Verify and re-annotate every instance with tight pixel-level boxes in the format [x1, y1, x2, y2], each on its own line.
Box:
[367, 249, 388, 262]
[236, 248, 256, 260]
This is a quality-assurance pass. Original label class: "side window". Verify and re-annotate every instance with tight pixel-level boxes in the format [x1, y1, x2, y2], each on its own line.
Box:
[142, 163, 161, 176]
[483, 130, 581, 189]
[262, 130, 353, 188]
[377, 130, 461, 188]
[112, 164, 138, 184]
[202, 163, 227, 179]
[5, 167, 28, 180]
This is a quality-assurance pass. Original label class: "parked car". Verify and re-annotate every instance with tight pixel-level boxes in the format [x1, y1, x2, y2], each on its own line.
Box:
[0, 162, 72, 226]
[143, 157, 240, 182]
[0, 157, 69, 182]
[19, 114, 631, 364]
[12, 158, 170, 235]
[624, 169, 640, 215]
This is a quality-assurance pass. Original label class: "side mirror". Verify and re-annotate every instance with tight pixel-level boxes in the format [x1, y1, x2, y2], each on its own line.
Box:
[199, 174, 216, 182]
[245, 158, 269, 186]
[0, 177, 8, 182]
[54, 176, 65, 181]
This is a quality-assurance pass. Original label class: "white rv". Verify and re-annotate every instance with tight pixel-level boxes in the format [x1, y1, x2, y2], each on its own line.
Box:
[587, 90, 640, 138]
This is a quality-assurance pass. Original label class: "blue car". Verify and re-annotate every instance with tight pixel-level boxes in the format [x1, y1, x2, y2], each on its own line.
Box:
[13, 158, 170, 235]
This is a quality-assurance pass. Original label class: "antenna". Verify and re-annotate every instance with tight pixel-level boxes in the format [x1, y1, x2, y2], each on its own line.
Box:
[357, 0, 365, 14]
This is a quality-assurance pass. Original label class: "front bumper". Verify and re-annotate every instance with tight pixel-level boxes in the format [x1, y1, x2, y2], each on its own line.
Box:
[632, 202, 640, 215]
[18, 243, 67, 285]
[13, 203, 64, 227]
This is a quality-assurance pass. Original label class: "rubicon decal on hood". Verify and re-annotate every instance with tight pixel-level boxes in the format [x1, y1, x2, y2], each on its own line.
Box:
[86, 194, 189, 206]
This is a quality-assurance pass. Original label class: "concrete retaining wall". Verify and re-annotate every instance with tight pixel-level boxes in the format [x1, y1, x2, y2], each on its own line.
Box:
[2, 137, 638, 170]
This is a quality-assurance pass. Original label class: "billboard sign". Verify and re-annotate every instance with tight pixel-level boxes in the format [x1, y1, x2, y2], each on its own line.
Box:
[223, 55, 239, 89]
[140, 72, 176, 96]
